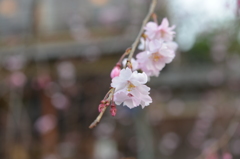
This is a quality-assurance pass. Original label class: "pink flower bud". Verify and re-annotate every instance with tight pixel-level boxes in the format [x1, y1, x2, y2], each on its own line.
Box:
[110, 66, 121, 78]
[110, 104, 117, 116]
[98, 104, 105, 112]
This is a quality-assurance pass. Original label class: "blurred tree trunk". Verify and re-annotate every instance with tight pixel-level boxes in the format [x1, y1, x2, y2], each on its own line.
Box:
[40, 91, 59, 158]
[5, 88, 31, 159]
[134, 110, 155, 159]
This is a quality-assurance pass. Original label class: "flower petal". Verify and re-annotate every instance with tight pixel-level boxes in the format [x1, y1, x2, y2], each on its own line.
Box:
[160, 18, 169, 28]
[145, 22, 158, 30]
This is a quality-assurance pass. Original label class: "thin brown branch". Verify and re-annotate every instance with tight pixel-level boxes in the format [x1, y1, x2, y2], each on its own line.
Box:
[103, 88, 114, 101]
[89, 106, 107, 129]
[89, 0, 157, 129]
[89, 88, 115, 129]
[127, 0, 157, 61]
[152, 13, 158, 24]
[118, 48, 131, 66]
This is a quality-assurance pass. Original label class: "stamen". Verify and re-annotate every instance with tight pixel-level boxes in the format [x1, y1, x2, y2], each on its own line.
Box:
[160, 29, 165, 37]
[127, 82, 136, 92]
[151, 52, 162, 62]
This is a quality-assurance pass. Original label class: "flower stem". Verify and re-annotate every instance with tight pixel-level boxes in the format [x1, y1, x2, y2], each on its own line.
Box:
[89, 88, 115, 129]
[117, 48, 132, 66]
[152, 13, 158, 24]
[103, 88, 113, 100]
[127, 0, 157, 61]
[89, 106, 107, 129]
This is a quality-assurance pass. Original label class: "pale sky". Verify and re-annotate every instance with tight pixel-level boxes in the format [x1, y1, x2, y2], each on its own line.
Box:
[168, 0, 237, 51]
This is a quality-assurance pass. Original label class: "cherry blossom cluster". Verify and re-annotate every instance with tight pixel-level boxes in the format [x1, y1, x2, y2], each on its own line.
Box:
[137, 18, 178, 77]
[97, 17, 178, 116]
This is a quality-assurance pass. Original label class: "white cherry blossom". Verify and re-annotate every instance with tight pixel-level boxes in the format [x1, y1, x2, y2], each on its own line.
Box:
[145, 18, 175, 41]
[136, 39, 175, 77]
[111, 68, 152, 109]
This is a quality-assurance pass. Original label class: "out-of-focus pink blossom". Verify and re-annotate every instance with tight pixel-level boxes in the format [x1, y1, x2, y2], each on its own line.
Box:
[9, 71, 26, 87]
[51, 93, 69, 110]
[110, 66, 121, 78]
[145, 18, 175, 41]
[57, 62, 76, 88]
[136, 39, 175, 77]
[111, 68, 152, 109]
[5, 55, 25, 71]
[205, 153, 218, 159]
[223, 152, 232, 159]
[35, 115, 57, 134]
[122, 58, 139, 71]
[165, 41, 178, 52]
[36, 74, 51, 90]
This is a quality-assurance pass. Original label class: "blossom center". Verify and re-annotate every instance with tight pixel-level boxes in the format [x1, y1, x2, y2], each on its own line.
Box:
[160, 29, 166, 37]
[127, 82, 135, 92]
[151, 52, 162, 62]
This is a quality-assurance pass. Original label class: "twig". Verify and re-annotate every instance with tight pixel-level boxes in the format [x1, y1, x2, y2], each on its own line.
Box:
[89, 106, 107, 129]
[89, 88, 114, 129]
[89, 0, 157, 129]
[117, 48, 131, 66]
[127, 0, 157, 61]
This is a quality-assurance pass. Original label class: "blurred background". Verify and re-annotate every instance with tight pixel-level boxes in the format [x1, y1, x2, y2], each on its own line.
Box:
[0, 0, 240, 159]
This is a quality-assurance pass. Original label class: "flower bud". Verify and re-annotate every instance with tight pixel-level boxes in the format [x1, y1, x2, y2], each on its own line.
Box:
[98, 104, 105, 112]
[110, 104, 117, 116]
[110, 66, 121, 78]
[105, 102, 110, 106]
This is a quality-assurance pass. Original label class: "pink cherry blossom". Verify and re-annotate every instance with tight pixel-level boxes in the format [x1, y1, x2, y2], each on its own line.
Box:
[165, 41, 178, 52]
[145, 18, 175, 41]
[136, 39, 175, 77]
[111, 68, 152, 109]
[138, 37, 146, 50]
[122, 58, 139, 71]
[110, 66, 121, 78]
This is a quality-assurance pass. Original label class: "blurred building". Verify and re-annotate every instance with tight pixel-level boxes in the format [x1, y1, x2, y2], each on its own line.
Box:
[0, 0, 240, 159]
